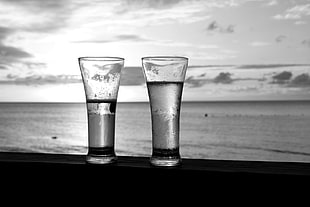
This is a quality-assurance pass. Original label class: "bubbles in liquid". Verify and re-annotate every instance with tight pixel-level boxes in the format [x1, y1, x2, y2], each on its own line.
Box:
[86, 99, 116, 148]
[147, 81, 183, 150]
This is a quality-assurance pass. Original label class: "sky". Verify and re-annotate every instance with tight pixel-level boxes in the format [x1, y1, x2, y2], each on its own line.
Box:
[0, 0, 310, 102]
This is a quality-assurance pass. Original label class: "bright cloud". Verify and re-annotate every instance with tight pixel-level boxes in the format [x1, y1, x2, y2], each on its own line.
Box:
[0, 0, 310, 102]
[69, 0, 213, 32]
[264, 0, 278, 7]
[0, 0, 72, 32]
[249, 41, 271, 47]
[273, 3, 310, 20]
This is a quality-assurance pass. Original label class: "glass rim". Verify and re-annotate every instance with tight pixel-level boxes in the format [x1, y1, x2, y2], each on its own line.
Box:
[78, 57, 124, 61]
[142, 56, 188, 62]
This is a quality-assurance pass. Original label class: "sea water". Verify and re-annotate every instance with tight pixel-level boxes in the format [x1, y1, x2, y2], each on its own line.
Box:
[86, 99, 117, 163]
[0, 101, 310, 162]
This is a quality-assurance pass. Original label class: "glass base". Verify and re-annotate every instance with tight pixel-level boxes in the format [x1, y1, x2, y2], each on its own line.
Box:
[150, 157, 181, 167]
[86, 147, 117, 164]
[150, 148, 181, 167]
[86, 155, 117, 164]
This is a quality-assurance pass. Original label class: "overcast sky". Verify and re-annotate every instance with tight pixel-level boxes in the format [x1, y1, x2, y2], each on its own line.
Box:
[0, 0, 310, 102]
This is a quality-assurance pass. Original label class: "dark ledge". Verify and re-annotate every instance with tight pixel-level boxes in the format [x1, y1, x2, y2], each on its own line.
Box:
[1, 152, 310, 193]
[1, 151, 310, 175]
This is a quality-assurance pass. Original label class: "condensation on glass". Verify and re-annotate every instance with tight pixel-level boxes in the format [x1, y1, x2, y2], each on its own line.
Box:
[79, 57, 124, 164]
[142, 56, 188, 167]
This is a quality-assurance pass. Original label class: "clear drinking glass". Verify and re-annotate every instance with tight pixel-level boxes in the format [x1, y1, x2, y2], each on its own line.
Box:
[78, 57, 124, 164]
[142, 56, 188, 167]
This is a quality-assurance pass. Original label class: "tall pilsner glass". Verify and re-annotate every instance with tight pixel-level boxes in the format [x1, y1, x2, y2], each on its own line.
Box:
[79, 57, 124, 164]
[142, 56, 188, 166]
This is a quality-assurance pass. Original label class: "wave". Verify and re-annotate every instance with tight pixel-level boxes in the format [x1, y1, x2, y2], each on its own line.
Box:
[236, 64, 310, 69]
[208, 143, 310, 157]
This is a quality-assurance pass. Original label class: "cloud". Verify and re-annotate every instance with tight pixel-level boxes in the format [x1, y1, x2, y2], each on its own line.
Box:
[275, 35, 286, 43]
[188, 64, 310, 71]
[188, 65, 233, 69]
[158, 0, 249, 8]
[23, 62, 47, 70]
[184, 72, 265, 88]
[74, 34, 150, 44]
[249, 41, 270, 47]
[268, 71, 310, 88]
[1, 0, 244, 35]
[6, 74, 17, 79]
[301, 39, 310, 47]
[0, 26, 34, 70]
[120, 67, 145, 86]
[0, 74, 82, 85]
[0, 45, 32, 59]
[289, 73, 310, 87]
[273, 3, 310, 20]
[184, 50, 237, 61]
[207, 21, 218, 31]
[206, 21, 235, 34]
[0, 1, 69, 71]
[295, 20, 307, 25]
[0, 65, 7, 70]
[237, 64, 310, 69]
[0, 67, 145, 86]
[185, 76, 210, 88]
[117, 34, 147, 42]
[213, 72, 233, 84]
[0, 44, 33, 69]
[118, 0, 242, 23]
[0, 24, 49, 72]
[74, 34, 219, 52]
[120, 0, 183, 10]
[73, 0, 212, 30]
[263, 0, 278, 7]
[71, 0, 247, 33]
[1, 0, 69, 10]
[227, 86, 259, 93]
[185, 71, 235, 88]
[184, 65, 278, 88]
[0, 0, 71, 33]
[271, 71, 293, 84]
[0, 26, 13, 39]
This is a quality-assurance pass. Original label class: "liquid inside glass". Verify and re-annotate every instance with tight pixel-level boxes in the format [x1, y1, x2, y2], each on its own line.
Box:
[86, 99, 117, 164]
[147, 81, 183, 166]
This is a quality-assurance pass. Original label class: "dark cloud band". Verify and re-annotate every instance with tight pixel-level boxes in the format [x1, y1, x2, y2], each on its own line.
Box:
[0, 67, 145, 86]
[206, 21, 235, 34]
[73, 34, 150, 44]
[0, 26, 34, 70]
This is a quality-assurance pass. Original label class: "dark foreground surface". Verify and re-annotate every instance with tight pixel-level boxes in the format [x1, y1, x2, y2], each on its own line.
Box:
[1, 152, 309, 200]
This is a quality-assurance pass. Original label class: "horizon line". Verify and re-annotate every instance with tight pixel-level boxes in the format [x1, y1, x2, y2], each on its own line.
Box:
[1, 99, 310, 104]
[124, 63, 310, 68]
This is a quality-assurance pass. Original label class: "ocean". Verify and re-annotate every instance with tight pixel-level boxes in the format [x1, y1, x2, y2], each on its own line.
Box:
[0, 101, 310, 162]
